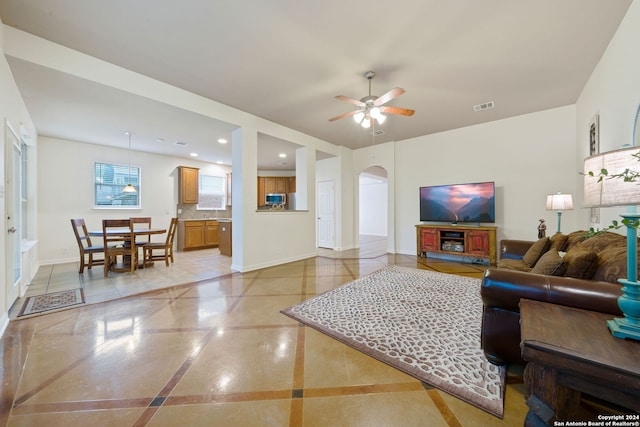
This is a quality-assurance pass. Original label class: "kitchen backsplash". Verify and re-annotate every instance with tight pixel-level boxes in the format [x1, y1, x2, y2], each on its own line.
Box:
[177, 204, 232, 219]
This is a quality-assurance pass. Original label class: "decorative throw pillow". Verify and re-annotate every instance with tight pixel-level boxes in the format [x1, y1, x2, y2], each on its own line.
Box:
[592, 246, 627, 283]
[522, 237, 550, 268]
[531, 249, 566, 276]
[564, 230, 589, 252]
[563, 248, 599, 279]
[549, 233, 568, 252]
[497, 258, 532, 272]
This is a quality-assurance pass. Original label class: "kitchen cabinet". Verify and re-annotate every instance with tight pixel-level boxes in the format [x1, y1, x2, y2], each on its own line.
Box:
[178, 220, 219, 251]
[178, 166, 199, 204]
[257, 176, 295, 207]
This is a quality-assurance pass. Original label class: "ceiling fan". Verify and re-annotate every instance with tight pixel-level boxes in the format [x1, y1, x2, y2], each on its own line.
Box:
[329, 71, 415, 128]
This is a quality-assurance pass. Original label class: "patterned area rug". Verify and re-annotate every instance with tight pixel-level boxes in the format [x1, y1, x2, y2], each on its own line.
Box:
[18, 289, 85, 317]
[281, 265, 506, 418]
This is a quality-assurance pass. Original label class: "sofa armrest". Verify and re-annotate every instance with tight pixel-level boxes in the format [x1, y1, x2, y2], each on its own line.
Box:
[481, 267, 622, 315]
[500, 239, 534, 260]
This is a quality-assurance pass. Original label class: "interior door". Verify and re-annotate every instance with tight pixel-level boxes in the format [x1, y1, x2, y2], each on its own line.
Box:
[317, 180, 335, 249]
[5, 122, 21, 310]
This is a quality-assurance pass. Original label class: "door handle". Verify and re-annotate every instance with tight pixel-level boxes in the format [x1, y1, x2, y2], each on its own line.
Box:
[8, 227, 17, 233]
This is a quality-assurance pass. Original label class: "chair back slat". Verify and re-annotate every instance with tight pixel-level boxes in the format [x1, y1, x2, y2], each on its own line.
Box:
[102, 218, 134, 246]
[71, 218, 93, 249]
[131, 217, 152, 244]
[166, 217, 179, 245]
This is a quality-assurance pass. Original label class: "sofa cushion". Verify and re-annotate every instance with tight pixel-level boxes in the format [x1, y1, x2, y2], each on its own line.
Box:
[549, 233, 568, 251]
[531, 249, 566, 276]
[496, 258, 531, 272]
[522, 237, 550, 267]
[563, 247, 599, 279]
[593, 245, 629, 283]
[564, 230, 588, 252]
[579, 232, 626, 255]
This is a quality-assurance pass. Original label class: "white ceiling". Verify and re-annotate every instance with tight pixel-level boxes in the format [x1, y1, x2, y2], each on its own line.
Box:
[0, 0, 633, 169]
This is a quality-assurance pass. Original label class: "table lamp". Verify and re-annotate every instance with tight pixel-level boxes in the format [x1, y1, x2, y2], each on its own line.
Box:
[546, 193, 574, 233]
[584, 145, 640, 340]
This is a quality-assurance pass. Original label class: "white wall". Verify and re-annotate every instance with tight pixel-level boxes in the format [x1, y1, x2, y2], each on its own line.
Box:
[37, 136, 231, 265]
[384, 105, 577, 255]
[576, 0, 640, 230]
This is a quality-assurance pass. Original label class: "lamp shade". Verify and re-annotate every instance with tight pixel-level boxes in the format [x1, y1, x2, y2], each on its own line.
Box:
[546, 193, 574, 210]
[583, 146, 640, 208]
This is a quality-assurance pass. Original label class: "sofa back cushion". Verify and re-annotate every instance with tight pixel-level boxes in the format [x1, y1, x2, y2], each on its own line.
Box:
[531, 249, 566, 276]
[549, 233, 568, 251]
[563, 247, 599, 279]
[522, 237, 550, 267]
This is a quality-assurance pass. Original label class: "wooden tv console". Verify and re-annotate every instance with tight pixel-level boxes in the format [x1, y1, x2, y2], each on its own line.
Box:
[416, 224, 497, 265]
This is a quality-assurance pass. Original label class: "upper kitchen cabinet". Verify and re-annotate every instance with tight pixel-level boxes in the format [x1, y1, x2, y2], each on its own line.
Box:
[257, 176, 296, 207]
[178, 166, 199, 204]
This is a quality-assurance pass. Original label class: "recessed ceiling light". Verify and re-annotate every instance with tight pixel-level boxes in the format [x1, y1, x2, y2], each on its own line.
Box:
[216, 161, 223, 164]
[279, 153, 287, 158]
[190, 152, 199, 157]
[218, 138, 228, 144]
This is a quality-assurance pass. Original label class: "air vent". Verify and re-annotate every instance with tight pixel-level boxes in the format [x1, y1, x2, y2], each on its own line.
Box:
[371, 129, 385, 135]
[175, 140, 188, 146]
[473, 101, 495, 112]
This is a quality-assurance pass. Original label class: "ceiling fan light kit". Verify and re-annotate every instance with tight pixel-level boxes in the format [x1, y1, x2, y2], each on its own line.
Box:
[330, 71, 414, 128]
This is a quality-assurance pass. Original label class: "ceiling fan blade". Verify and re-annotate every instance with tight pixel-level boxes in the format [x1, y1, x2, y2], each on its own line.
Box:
[374, 87, 405, 106]
[335, 95, 365, 107]
[380, 106, 415, 116]
[329, 110, 359, 122]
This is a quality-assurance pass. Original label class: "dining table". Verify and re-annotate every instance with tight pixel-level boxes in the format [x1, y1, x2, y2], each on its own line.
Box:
[88, 227, 167, 269]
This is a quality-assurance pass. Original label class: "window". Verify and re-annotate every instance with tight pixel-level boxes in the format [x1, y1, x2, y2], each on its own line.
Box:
[197, 174, 226, 210]
[94, 162, 140, 208]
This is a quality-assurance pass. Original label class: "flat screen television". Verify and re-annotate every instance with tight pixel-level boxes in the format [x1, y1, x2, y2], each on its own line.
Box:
[419, 181, 495, 223]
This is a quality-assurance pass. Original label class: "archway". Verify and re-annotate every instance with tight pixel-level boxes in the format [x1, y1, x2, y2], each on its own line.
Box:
[359, 166, 388, 253]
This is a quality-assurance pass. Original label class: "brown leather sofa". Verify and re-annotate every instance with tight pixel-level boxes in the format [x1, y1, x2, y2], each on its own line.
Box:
[480, 231, 626, 365]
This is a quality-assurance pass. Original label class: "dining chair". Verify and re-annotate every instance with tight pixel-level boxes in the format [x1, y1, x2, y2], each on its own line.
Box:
[102, 218, 137, 277]
[70, 218, 106, 274]
[131, 216, 152, 265]
[143, 217, 179, 267]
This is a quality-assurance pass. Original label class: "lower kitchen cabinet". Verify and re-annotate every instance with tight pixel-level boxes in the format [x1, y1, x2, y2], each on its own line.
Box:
[178, 220, 220, 251]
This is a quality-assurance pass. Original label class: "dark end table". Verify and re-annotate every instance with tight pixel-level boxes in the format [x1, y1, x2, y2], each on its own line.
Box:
[520, 299, 640, 426]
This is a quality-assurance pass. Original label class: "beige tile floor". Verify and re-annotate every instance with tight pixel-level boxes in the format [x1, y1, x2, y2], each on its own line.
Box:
[2, 237, 535, 426]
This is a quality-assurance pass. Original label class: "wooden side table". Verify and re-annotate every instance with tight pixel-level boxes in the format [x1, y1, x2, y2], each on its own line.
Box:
[519, 299, 640, 426]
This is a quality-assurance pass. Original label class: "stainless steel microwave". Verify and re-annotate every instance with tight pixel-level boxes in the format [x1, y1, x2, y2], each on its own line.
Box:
[265, 193, 286, 206]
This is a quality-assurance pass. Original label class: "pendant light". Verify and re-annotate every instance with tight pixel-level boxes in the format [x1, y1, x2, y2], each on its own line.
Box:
[123, 131, 137, 193]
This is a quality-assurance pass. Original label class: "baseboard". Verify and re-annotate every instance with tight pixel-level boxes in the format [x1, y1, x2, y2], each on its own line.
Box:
[233, 251, 317, 273]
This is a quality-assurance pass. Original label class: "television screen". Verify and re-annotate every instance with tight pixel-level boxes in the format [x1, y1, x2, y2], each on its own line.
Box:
[419, 182, 495, 223]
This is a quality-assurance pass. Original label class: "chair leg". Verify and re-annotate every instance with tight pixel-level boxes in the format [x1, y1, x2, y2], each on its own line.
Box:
[165, 249, 170, 267]
[88, 253, 93, 270]
[79, 254, 85, 274]
[104, 255, 110, 277]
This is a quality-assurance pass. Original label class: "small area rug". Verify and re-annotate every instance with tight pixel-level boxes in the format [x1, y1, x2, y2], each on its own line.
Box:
[281, 265, 506, 418]
[18, 288, 85, 317]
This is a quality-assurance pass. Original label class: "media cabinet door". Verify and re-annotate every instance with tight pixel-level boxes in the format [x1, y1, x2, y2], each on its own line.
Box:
[466, 230, 490, 256]
[419, 228, 439, 254]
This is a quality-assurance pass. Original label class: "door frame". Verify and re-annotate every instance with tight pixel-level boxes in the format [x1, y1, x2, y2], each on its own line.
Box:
[4, 120, 22, 312]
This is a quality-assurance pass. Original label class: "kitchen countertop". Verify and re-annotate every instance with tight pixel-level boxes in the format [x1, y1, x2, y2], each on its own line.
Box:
[179, 218, 231, 222]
